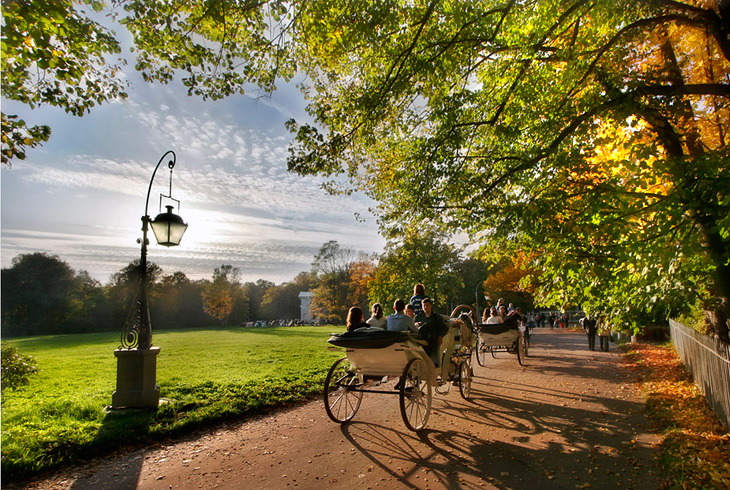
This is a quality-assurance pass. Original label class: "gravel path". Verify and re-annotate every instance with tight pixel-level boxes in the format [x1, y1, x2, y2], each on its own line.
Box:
[17, 329, 661, 490]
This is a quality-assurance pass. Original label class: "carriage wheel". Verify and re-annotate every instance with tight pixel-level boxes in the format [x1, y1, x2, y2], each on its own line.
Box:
[459, 359, 472, 399]
[475, 339, 488, 366]
[517, 335, 528, 366]
[399, 358, 431, 431]
[323, 357, 363, 423]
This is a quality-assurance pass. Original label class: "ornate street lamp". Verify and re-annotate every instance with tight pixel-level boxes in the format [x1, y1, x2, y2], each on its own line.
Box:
[112, 150, 187, 409]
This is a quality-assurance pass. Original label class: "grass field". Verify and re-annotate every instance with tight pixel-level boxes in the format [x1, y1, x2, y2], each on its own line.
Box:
[1, 326, 344, 481]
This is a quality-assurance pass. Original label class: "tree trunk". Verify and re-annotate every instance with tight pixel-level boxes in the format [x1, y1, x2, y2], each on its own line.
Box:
[696, 213, 730, 343]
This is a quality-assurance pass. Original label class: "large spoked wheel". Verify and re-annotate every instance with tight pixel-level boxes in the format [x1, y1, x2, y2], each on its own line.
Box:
[475, 339, 488, 366]
[517, 334, 528, 366]
[459, 359, 472, 399]
[323, 357, 363, 423]
[399, 358, 432, 431]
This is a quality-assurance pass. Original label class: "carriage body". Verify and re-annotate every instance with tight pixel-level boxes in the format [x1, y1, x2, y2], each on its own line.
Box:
[475, 321, 528, 366]
[327, 328, 438, 382]
[477, 323, 520, 347]
[323, 318, 473, 432]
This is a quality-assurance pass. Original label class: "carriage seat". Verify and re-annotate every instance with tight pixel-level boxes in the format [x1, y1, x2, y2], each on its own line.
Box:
[327, 329, 414, 349]
[478, 323, 518, 335]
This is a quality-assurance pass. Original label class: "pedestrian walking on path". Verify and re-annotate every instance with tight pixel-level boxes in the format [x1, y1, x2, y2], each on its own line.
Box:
[598, 314, 611, 351]
[581, 315, 598, 350]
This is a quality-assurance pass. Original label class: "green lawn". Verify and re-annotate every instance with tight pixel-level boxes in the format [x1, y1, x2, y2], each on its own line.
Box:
[1, 326, 344, 482]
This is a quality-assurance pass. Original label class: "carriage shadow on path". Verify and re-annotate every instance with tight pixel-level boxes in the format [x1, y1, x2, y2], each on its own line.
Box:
[20, 329, 661, 490]
[338, 329, 661, 489]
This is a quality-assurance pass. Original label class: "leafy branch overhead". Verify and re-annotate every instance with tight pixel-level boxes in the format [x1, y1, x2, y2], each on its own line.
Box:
[283, 0, 730, 341]
[2, 1, 729, 341]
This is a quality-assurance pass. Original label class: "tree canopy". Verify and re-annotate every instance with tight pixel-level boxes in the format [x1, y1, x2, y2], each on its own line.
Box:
[3, 0, 729, 340]
[368, 225, 464, 310]
[284, 0, 730, 340]
[1, 252, 76, 335]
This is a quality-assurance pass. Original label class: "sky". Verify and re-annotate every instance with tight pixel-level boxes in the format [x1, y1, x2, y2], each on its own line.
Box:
[1, 55, 386, 284]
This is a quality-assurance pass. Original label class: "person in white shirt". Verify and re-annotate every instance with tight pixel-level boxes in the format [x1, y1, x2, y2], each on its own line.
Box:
[366, 303, 387, 329]
[485, 307, 503, 324]
[386, 299, 418, 333]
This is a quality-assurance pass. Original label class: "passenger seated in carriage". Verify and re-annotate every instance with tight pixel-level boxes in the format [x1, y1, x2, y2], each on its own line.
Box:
[498, 305, 508, 320]
[503, 307, 524, 326]
[366, 303, 387, 329]
[405, 303, 416, 319]
[484, 307, 503, 324]
[386, 299, 418, 333]
[346, 306, 370, 332]
[415, 297, 449, 365]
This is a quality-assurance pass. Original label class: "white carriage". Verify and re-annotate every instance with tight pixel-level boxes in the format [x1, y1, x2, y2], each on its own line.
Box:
[323, 310, 473, 432]
[474, 320, 528, 366]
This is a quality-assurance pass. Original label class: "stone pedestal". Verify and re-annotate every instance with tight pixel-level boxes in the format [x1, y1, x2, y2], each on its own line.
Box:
[112, 347, 161, 409]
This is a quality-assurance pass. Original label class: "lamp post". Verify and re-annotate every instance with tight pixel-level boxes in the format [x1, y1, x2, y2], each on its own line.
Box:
[475, 280, 484, 321]
[112, 150, 187, 409]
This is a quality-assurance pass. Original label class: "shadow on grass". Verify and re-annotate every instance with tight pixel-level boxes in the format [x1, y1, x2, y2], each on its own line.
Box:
[1, 375, 327, 486]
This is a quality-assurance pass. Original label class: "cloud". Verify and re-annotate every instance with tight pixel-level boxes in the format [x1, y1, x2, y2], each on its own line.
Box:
[1, 80, 385, 285]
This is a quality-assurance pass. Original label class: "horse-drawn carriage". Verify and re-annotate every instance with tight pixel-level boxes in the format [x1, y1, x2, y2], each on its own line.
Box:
[323, 308, 474, 431]
[447, 304, 529, 367]
[474, 318, 528, 367]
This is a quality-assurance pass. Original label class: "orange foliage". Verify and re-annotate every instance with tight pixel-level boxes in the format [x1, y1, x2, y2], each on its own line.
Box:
[349, 258, 375, 306]
[483, 252, 538, 296]
[622, 10, 730, 152]
[623, 342, 730, 489]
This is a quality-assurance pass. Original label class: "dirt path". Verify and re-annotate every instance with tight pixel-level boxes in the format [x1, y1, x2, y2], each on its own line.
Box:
[18, 329, 661, 490]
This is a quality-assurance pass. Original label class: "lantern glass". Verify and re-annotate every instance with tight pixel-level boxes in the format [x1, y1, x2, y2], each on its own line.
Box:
[150, 205, 188, 246]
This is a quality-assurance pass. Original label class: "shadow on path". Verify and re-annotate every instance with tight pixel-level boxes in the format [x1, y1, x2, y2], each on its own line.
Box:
[337, 329, 660, 489]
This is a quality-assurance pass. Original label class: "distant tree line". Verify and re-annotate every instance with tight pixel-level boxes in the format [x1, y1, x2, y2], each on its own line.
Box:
[1, 253, 315, 337]
[2, 234, 512, 338]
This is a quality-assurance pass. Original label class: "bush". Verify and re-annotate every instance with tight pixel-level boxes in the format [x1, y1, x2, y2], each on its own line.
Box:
[1, 342, 39, 394]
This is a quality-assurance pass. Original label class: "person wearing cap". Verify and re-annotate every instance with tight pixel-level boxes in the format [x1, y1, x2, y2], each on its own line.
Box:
[414, 297, 448, 365]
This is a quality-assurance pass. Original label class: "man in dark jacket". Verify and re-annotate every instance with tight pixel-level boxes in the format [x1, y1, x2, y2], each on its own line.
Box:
[415, 297, 449, 365]
[581, 315, 598, 350]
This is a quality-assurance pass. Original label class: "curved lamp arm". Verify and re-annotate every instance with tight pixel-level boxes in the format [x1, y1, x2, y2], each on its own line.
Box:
[144, 150, 176, 218]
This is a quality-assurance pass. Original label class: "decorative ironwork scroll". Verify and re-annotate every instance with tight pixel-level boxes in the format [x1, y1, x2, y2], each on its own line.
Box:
[119, 278, 151, 349]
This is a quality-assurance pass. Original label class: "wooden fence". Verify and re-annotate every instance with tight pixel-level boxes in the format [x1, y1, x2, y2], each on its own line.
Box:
[669, 319, 730, 431]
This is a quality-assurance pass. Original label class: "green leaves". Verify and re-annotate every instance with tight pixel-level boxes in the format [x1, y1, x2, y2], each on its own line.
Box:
[281, 1, 730, 338]
[122, 0, 296, 99]
[0, 114, 51, 166]
[3, 0, 729, 337]
[1, 0, 128, 163]
[0, 343, 39, 394]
